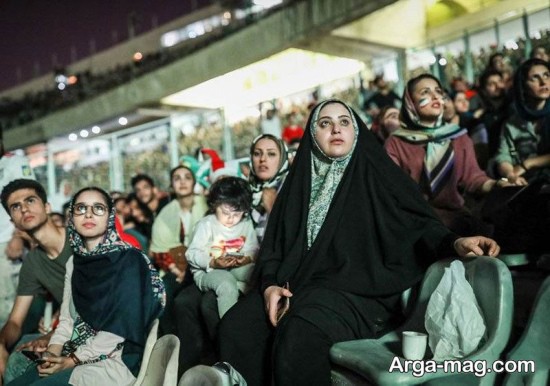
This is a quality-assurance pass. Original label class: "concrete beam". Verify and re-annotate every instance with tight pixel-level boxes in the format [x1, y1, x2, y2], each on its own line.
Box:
[5, 0, 396, 150]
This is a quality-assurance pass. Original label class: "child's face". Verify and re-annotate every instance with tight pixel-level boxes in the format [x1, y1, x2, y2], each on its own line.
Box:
[215, 204, 245, 228]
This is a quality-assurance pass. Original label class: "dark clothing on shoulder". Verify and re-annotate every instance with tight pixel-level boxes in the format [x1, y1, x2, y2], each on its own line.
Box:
[364, 91, 401, 111]
[155, 195, 171, 216]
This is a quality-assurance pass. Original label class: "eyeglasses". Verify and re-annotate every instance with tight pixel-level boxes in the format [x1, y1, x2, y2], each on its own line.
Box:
[73, 203, 108, 216]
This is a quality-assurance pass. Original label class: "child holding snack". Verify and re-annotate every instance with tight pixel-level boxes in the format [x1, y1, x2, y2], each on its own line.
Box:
[186, 177, 258, 318]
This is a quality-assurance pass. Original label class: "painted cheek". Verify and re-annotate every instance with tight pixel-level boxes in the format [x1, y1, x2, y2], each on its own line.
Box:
[418, 98, 430, 108]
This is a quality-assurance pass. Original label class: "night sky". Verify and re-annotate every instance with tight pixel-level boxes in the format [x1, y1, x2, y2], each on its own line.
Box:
[0, 0, 213, 92]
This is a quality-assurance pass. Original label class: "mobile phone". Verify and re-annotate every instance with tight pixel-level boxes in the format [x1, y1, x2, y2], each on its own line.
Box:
[224, 252, 244, 258]
[276, 282, 290, 323]
[21, 350, 47, 364]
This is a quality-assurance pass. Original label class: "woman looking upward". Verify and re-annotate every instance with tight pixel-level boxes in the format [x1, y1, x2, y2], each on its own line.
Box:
[219, 99, 500, 386]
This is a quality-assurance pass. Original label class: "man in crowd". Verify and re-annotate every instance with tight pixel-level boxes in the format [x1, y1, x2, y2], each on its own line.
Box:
[0, 179, 71, 386]
[131, 173, 170, 217]
[472, 69, 512, 160]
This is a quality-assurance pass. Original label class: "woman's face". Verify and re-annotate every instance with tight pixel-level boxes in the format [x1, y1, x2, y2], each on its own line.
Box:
[172, 167, 195, 197]
[381, 107, 400, 136]
[129, 199, 145, 222]
[72, 190, 109, 250]
[314, 103, 355, 158]
[252, 138, 281, 181]
[453, 92, 469, 114]
[525, 64, 550, 101]
[411, 78, 444, 124]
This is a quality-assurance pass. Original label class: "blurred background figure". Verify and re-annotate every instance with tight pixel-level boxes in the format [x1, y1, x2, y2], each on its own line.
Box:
[48, 213, 65, 228]
[260, 104, 282, 138]
[530, 44, 549, 62]
[371, 106, 401, 143]
[362, 74, 401, 122]
[130, 174, 170, 217]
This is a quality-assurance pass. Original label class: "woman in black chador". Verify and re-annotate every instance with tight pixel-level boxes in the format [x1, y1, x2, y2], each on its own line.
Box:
[218, 99, 500, 386]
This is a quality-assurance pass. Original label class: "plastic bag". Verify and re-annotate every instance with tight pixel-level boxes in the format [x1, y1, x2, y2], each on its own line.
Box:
[425, 260, 486, 361]
[180, 362, 247, 386]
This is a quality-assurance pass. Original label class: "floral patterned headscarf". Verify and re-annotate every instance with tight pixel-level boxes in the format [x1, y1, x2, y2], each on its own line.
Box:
[67, 187, 132, 256]
[307, 99, 358, 248]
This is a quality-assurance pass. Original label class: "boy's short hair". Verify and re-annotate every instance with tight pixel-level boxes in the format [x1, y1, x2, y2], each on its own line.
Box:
[130, 174, 155, 189]
[1, 179, 48, 213]
[478, 69, 502, 91]
[207, 177, 252, 214]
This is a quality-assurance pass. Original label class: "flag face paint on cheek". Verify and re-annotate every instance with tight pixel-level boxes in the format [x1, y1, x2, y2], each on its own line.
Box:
[418, 98, 430, 108]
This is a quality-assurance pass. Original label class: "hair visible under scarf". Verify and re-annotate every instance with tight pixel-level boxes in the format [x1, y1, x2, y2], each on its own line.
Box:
[67, 187, 165, 362]
[307, 99, 358, 247]
[394, 75, 467, 197]
[396, 73, 464, 140]
[68, 187, 132, 255]
[254, 98, 457, 297]
[513, 58, 550, 122]
[249, 134, 290, 209]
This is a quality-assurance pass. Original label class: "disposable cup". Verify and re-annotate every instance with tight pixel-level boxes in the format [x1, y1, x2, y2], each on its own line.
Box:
[402, 331, 427, 360]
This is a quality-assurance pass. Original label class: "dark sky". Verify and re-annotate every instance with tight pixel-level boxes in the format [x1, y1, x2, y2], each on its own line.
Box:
[0, 0, 213, 92]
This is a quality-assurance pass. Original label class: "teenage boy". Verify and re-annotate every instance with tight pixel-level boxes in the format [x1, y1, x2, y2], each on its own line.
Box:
[0, 179, 71, 385]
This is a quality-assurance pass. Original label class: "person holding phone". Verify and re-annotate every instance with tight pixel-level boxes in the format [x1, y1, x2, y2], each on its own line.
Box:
[7, 187, 165, 386]
[186, 177, 258, 318]
[19, 351, 45, 365]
